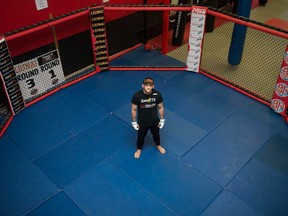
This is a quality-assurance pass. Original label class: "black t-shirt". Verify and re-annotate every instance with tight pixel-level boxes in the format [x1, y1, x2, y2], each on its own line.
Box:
[131, 89, 163, 124]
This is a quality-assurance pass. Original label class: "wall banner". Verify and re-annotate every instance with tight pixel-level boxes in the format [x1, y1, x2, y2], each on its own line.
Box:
[14, 50, 65, 101]
[186, 6, 207, 72]
[0, 37, 25, 115]
[89, 6, 109, 71]
[271, 45, 288, 122]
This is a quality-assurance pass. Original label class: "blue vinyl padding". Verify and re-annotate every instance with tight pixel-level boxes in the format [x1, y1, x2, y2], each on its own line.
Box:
[236, 100, 288, 137]
[176, 82, 250, 131]
[27, 192, 86, 216]
[69, 70, 128, 95]
[255, 133, 288, 175]
[227, 159, 288, 215]
[201, 190, 262, 216]
[2, 68, 288, 215]
[159, 72, 214, 111]
[6, 104, 73, 160]
[65, 160, 175, 216]
[108, 146, 222, 216]
[154, 70, 183, 79]
[0, 137, 58, 216]
[149, 108, 207, 157]
[110, 45, 185, 67]
[110, 56, 139, 66]
[182, 113, 275, 186]
[34, 87, 110, 134]
[34, 115, 136, 188]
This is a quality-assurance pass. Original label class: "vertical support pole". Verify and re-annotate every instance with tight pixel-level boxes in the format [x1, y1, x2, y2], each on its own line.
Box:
[143, 0, 148, 45]
[162, 0, 170, 54]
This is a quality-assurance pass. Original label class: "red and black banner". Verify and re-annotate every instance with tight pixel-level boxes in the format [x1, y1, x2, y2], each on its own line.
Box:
[0, 37, 25, 115]
[271, 45, 288, 122]
[89, 6, 109, 72]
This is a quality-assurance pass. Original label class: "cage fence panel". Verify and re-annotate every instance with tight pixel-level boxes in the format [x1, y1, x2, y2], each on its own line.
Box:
[200, 14, 288, 103]
[6, 10, 96, 105]
[1, 4, 288, 136]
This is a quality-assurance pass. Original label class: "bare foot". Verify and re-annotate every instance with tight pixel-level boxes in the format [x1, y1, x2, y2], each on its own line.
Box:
[156, 145, 166, 154]
[134, 149, 142, 159]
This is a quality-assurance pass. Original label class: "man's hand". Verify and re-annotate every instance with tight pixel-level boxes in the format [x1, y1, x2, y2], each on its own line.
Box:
[158, 119, 165, 129]
[131, 121, 139, 130]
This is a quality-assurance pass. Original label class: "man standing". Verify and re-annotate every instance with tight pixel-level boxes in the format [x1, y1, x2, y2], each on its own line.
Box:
[131, 77, 166, 159]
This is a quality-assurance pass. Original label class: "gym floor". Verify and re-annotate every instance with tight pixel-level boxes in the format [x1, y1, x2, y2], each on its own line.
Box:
[1, 1, 288, 215]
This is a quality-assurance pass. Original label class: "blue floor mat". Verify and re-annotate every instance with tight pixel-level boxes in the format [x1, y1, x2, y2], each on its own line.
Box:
[227, 159, 288, 215]
[110, 45, 185, 67]
[65, 160, 175, 216]
[201, 190, 262, 216]
[149, 108, 207, 157]
[68, 70, 128, 95]
[35, 115, 136, 188]
[0, 137, 58, 216]
[6, 104, 73, 160]
[159, 72, 214, 111]
[34, 87, 110, 134]
[182, 113, 275, 186]
[237, 100, 288, 137]
[176, 82, 250, 131]
[255, 133, 288, 175]
[108, 146, 222, 216]
[27, 192, 86, 216]
[2, 69, 288, 215]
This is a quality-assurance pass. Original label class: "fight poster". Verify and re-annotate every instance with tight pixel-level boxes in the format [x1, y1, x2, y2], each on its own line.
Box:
[186, 6, 207, 72]
[271, 45, 288, 121]
[14, 50, 65, 100]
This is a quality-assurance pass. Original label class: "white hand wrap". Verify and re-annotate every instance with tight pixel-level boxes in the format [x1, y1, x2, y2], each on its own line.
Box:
[131, 121, 139, 130]
[159, 119, 165, 129]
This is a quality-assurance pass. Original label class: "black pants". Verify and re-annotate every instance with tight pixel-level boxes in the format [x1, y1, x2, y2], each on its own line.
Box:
[137, 121, 160, 150]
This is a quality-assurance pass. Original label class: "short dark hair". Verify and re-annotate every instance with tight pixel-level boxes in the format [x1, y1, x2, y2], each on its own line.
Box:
[143, 77, 154, 85]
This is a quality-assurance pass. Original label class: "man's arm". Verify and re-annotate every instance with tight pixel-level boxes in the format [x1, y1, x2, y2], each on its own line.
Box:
[131, 103, 138, 122]
[157, 102, 164, 119]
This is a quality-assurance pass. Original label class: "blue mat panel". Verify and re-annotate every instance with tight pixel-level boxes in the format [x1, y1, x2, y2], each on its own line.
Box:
[6, 104, 73, 160]
[108, 146, 222, 216]
[201, 190, 263, 216]
[176, 82, 250, 131]
[149, 108, 207, 157]
[112, 102, 134, 126]
[227, 159, 288, 215]
[0, 137, 58, 216]
[68, 70, 128, 95]
[237, 100, 288, 137]
[154, 70, 183, 80]
[27, 192, 86, 216]
[110, 45, 185, 67]
[182, 113, 275, 186]
[110, 55, 139, 66]
[153, 55, 186, 67]
[35, 115, 135, 187]
[255, 133, 288, 175]
[159, 72, 214, 111]
[35, 87, 110, 134]
[65, 160, 175, 216]
[86, 71, 167, 112]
